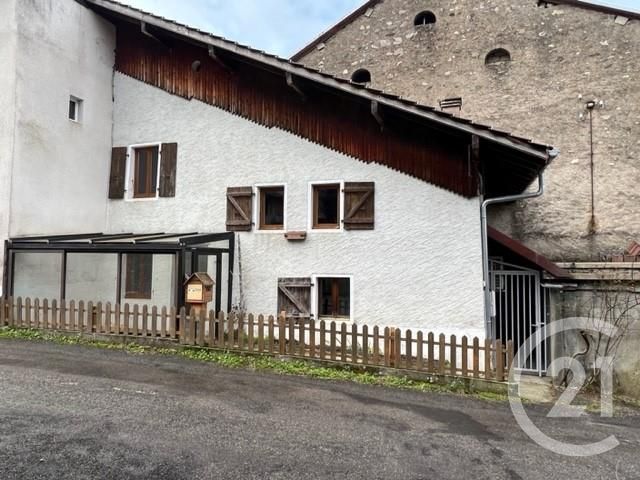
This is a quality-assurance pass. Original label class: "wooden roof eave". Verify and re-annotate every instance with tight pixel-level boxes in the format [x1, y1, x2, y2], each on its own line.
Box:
[84, 0, 552, 165]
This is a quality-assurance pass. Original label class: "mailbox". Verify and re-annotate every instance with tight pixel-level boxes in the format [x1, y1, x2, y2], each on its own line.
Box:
[184, 272, 214, 304]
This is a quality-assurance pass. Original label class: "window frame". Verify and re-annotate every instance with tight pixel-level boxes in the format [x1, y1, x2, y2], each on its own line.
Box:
[68, 95, 83, 123]
[308, 180, 344, 232]
[254, 183, 287, 232]
[124, 253, 153, 300]
[125, 142, 162, 201]
[311, 274, 353, 322]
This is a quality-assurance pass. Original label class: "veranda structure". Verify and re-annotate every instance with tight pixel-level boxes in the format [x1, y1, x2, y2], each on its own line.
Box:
[3, 232, 234, 312]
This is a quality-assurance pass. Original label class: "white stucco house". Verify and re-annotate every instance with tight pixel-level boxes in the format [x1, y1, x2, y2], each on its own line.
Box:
[0, 0, 563, 346]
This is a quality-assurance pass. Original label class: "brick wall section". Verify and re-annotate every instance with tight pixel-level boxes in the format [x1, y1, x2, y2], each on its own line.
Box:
[299, 0, 640, 261]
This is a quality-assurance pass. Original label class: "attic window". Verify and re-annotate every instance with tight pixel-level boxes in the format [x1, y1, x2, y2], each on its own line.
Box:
[485, 48, 512, 66]
[414, 11, 436, 28]
[351, 69, 371, 85]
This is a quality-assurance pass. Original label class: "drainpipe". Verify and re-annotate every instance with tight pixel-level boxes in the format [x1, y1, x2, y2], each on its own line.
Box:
[480, 148, 559, 340]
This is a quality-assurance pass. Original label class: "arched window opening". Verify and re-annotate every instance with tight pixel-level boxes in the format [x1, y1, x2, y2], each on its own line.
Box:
[414, 11, 436, 28]
[351, 68, 372, 85]
[485, 48, 512, 66]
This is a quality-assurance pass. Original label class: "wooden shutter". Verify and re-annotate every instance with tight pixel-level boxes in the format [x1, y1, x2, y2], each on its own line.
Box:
[226, 186, 253, 231]
[277, 278, 312, 321]
[108, 147, 127, 199]
[159, 142, 178, 197]
[343, 182, 375, 230]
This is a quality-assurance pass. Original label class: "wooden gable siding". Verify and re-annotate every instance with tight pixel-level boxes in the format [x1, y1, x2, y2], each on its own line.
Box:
[114, 25, 476, 197]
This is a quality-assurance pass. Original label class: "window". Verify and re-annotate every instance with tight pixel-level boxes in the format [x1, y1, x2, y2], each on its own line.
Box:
[312, 183, 340, 229]
[317, 277, 351, 319]
[68, 96, 83, 122]
[414, 11, 436, 28]
[125, 254, 153, 299]
[351, 68, 372, 85]
[132, 146, 159, 198]
[485, 48, 511, 66]
[258, 186, 285, 230]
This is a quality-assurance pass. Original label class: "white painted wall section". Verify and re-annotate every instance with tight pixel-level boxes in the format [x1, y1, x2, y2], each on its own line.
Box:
[109, 74, 485, 337]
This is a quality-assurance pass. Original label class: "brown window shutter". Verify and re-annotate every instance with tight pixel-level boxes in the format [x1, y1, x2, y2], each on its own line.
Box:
[277, 277, 312, 320]
[226, 186, 253, 231]
[343, 182, 375, 230]
[159, 142, 178, 197]
[108, 147, 127, 199]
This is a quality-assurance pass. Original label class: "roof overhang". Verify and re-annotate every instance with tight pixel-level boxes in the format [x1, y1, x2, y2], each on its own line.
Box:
[81, 0, 553, 166]
[488, 226, 571, 279]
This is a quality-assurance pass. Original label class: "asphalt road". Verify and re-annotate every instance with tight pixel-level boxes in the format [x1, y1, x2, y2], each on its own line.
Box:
[0, 339, 639, 479]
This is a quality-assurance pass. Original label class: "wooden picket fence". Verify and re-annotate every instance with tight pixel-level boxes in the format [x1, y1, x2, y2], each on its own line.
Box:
[0, 296, 514, 381]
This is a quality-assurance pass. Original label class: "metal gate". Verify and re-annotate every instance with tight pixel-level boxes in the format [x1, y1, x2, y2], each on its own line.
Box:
[489, 260, 548, 376]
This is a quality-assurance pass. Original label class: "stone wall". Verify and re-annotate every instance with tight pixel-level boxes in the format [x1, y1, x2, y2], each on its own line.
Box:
[298, 0, 640, 262]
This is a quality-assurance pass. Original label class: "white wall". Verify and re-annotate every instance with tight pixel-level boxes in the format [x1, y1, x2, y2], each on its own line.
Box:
[0, 0, 18, 295]
[108, 73, 485, 337]
[0, 0, 116, 292]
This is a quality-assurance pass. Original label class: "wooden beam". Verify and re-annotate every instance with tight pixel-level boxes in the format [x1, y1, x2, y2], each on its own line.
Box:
[208, 45, 232, 72]
[285, 72, 306, 101]
[371, 100, 384, 131]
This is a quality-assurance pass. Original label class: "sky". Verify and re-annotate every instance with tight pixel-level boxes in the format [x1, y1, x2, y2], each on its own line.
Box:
[124, 0, 640, 58]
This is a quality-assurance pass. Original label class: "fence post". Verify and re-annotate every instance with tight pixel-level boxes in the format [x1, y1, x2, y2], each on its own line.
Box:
[351, 323, 358, 364]
[394, 329, 401, 368]
[132, 304, 140, 336]
[473, 337, 480, 378]
[383, 327, 390, 367]
[42, 299, 49, 329]
[178, 307, 186, 344]
[461, 336, 468, 377]
[86, 301, 93, 334]
[438, 334, 446, 375]
[405, 329, 412, 369]
[33, 298, 40, 329]
[268, 315, 275, 353]
[196, 308, 204, 346]
[362, 324, 368, 366]
[25, 297, 31, 328]
[496, 341, 505, 381]
[278, 312, 286, 355]
[319, 320, 326, 360]
[248, 313, 254, 353]
[416, 331, 423, 371]
[484, 339, 493, 379]
[450, 335, 457, 376]
[372, 326, 380, 365]
[8, 297, 15, 327]
[257, 314, 265, 352]
[340, 323, 348, 362]
[289, 317, 296, 356]
[151, 306, 158, 338]
[141, 305, 148, 337]
[506, 340, 514, 375]
[299, 320, 306, 357]
[309, 319, 316, 359]
[208, 310, 215, 347]
[217, 311, 225, 347]
[330, 322, 337, 361]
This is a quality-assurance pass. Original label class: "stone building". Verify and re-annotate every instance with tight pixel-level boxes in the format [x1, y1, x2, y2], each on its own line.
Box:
[293, 0, 640, 262]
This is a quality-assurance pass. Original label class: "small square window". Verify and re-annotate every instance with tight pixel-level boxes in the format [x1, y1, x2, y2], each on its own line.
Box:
[259, 186, 285, 230]
[68, 96, 83, 122]
[133, 146, 159, 198]
[312, 184, 340, 229]
[317, 277, 350, 319]
[125, 254, 153, 299]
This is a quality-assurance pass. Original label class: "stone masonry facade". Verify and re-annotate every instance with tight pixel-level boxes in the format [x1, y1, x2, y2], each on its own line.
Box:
[297, 0, 640, 262]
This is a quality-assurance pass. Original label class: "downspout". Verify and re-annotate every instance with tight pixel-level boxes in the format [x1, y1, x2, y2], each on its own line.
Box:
[480, 148, 559, 340]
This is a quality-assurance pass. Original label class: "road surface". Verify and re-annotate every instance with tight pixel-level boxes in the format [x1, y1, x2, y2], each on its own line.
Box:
[0, 339, 639, 479]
